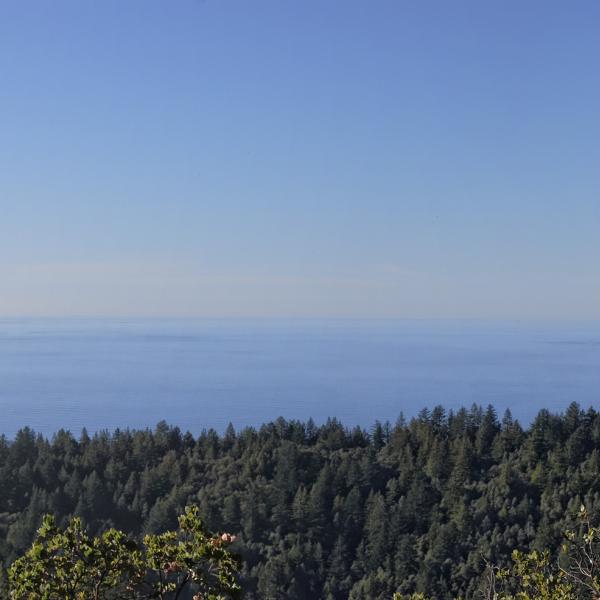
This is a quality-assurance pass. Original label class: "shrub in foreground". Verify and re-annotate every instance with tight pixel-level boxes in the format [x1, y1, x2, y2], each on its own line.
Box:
[9, 505, 240, 600]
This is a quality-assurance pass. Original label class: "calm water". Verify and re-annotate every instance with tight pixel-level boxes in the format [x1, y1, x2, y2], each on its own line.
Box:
[0, 318, 599, 438]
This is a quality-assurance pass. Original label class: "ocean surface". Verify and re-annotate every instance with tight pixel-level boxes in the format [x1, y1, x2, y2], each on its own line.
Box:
[0, 318, 599, 438]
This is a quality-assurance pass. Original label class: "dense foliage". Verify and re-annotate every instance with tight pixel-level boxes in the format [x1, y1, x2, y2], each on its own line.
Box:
[394, 506, 600, 599]
[1, 402, 600, 598]
[9, 505, 240, 600]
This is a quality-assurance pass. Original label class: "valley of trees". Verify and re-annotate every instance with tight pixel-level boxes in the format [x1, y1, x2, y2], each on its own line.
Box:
[1, 402, 600, 599]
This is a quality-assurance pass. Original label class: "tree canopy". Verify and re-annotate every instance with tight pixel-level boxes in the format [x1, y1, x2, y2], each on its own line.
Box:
[1, 403, 600, 598]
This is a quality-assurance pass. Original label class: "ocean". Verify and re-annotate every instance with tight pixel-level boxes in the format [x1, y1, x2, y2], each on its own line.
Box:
[1, 318, 599, 438]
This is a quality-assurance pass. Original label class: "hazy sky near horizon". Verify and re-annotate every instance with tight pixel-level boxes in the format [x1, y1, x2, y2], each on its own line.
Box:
[1, 1, 599, 318]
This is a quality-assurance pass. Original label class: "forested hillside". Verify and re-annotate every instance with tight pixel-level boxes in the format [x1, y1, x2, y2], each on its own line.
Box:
[1, 403, 599, 599]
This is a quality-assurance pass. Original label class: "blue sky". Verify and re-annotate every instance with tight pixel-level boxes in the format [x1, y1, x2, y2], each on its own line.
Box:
[1, 1, 599, 318]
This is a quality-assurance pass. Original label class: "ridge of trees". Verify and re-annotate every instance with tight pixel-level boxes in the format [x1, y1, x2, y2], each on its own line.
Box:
[0, 402, 599, 598]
